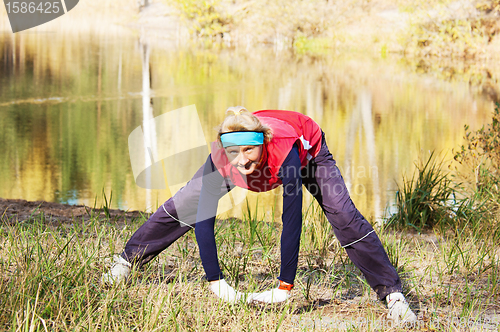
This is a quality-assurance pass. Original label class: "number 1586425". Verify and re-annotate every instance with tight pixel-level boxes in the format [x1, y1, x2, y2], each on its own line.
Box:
[5, 2, 61, 14]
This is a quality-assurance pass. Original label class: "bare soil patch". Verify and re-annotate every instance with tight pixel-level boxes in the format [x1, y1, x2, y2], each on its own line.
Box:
[0, 198, 147, 224]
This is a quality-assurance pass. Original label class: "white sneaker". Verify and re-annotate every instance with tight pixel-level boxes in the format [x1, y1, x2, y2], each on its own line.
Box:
[386, 292, 417, 323]
[101, 255, 131, 285]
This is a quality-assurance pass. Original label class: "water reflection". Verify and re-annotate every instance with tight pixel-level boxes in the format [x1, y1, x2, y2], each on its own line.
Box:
[343, 90, 381, 224]
[140, 36, 156, 209]
[0, 31, 496, 220]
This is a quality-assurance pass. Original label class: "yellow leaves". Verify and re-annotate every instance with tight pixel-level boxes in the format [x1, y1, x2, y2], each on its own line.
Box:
[405, 17, 490, 58]
[476, 0, 500, 14]
[168, 0, 231, 38]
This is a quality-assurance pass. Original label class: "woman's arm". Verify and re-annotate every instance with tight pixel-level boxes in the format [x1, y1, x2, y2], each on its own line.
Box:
[246, 145, 302, 304]
[277, 145, 303, 285]
[194, 154, 225, 281]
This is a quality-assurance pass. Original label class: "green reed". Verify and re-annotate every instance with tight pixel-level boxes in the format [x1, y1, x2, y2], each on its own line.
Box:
[385, 152, 455, 232]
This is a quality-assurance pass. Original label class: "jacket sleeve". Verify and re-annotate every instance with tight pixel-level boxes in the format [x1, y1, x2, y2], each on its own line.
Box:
[194, 154, 225, 281]
[277, 145, 303, 284]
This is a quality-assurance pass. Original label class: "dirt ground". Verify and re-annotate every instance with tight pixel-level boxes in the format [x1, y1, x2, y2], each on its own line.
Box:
[0, 198, 147, 224]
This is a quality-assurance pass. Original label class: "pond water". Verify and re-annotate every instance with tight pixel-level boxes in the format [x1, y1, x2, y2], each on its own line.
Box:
[0, 29, 496, 222]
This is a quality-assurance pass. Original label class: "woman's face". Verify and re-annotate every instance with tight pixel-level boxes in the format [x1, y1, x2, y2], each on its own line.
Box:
[224, 145, 263, 175]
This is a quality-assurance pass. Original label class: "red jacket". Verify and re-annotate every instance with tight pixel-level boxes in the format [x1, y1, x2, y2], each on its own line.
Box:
[210, 110, 322, 192]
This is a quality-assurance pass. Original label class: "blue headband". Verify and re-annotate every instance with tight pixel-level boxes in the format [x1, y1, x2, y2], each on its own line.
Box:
[220, 131, 264, 148]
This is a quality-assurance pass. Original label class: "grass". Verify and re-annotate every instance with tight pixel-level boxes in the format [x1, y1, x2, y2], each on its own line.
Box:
[377, 107, 500, 329]
[0, 199, 499, 331]
[385, 152, 457, 232]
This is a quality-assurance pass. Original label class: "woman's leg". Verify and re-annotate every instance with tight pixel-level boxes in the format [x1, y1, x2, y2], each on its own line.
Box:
[122, 164, 234, 267]
[302, 134, 401, 300]
[121, 166, 204, 266]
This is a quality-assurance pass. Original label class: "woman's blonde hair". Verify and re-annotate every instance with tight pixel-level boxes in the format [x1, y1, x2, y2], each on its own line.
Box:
[217, 106, 273, 145]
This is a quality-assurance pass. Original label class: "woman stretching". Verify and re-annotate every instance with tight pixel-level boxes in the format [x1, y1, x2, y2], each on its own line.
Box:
[103, 107, 417, 323]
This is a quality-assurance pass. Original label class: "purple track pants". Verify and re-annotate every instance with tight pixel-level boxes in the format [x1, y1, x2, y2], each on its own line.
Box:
[121, 134, 402, 300]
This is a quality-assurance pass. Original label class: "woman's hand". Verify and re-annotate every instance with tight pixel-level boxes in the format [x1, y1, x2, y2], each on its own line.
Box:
[246, 281, 293, 304]
[209, 279, 242, 303]
[246, 288, 290, 304]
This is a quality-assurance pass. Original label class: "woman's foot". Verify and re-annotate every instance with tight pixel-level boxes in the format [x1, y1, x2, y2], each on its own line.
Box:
[386, 292, 417, 323]
[101, 255, 131, 285]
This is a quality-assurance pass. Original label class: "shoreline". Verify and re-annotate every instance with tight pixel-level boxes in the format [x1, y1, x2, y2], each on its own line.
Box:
[0, 197, 148, 224]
